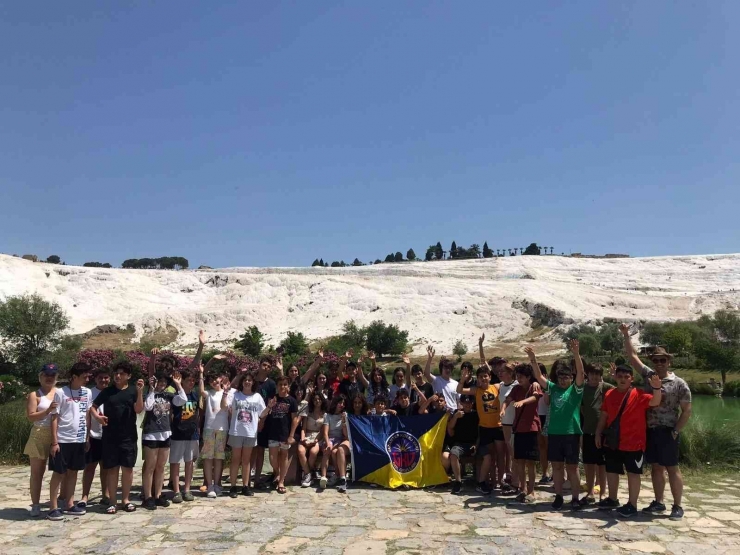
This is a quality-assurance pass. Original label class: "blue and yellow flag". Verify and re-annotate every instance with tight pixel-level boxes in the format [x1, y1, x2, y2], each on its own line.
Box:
[347, 412, 449, 489]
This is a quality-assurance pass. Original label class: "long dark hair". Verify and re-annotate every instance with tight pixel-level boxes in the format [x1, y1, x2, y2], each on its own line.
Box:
[350, 393, 369, 415]
[369, 367, 389, 394]
[329, 394, 348, 415]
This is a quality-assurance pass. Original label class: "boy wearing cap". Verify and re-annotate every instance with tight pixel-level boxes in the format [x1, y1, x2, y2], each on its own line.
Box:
[47, 362, 93, 520]
[447, 394, 479, 494]
[621, 324, 691, 520]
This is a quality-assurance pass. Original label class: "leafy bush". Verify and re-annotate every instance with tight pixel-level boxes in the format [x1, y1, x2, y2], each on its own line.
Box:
[279, 331, 309, 358]
[685, 379, 720, 396]
[0, 399, 32, 464]
[234, 326, 265, 357]
[364, 321, 408, 357]
[121, 257, 188, 270]
[0, 375, 26, 404]
[723, 380, 740, 397]
[452, 340, 468, 361]
[679, 416, 740, 468]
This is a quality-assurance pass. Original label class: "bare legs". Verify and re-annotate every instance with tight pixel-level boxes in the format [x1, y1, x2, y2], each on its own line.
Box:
[652, 464, 683, 507]
[29, 458, 46, 506]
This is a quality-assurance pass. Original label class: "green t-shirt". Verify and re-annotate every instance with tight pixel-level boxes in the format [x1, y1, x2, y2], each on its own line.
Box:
[546, 380, 585, 435]
[581, 382, 614, 435]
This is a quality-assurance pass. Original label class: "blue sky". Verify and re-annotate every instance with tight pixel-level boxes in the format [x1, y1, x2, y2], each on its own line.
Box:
[1, 1, 738, 268]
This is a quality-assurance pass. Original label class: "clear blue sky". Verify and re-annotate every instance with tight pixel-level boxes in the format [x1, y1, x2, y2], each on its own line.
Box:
[1, 2, 738, 268]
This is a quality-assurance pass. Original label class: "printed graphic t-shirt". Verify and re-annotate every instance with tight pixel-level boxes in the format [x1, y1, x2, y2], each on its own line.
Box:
[55, 386, 92, 443]
[545, 380, 584, 435]
[267, 395, 298, 443]
[229, 391, 266, 438]
[171, 390, 200, 441]
[475, 384, 502, 428]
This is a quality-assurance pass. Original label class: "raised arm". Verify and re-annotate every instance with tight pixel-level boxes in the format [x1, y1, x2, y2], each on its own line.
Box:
[186, 330, 206, 371]
[148, 348, 158, 378]
[403, 354, 411, 391]
[275, 355, 284, 378]
[171, 371, 187, 406]
[647, 374, 663, 407]
[423, 345, 435, 384]
[525, 346, 548, 390]
[220, 383, 231, 411]
[456, 366, 475, 394]
[478, 333, 490, 371]
[369, 351, 376, 372]
[570, 339, 584, 387]
[357, 355, 370, 388]
[338, 349, 353, 377]
[144, 376, 157, 411]
[301, 350, 324, 384]
[134, 379, 145, 414]
[198, 363, 208, 400]
[620, 323, 645, 375]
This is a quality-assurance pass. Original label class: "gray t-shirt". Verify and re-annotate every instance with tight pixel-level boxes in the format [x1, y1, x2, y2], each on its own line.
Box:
[640, 365, 692, 428]
[323, 413, 346, 442]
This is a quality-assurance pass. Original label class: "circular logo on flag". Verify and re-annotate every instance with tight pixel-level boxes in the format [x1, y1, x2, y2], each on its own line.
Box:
[385, 431, 421, 473]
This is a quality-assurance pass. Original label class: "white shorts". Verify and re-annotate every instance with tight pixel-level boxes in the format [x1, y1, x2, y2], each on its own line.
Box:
[169, 440, 199, 464]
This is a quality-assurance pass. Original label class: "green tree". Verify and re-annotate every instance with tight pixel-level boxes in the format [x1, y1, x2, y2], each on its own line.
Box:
[0, 294, 70, 380]
[435, 242, 444, 260]
[279, 331, 309, 358]
[452, 340, 468, 361]
[695, 337, 738, 386]
[523, 243, 540, 255]
[450, 241, 458, 259]
[311, 259, 321, 267]
[394, 252, 403, 262]
[577, 334, 601, 357]
[234, 326, 264, 357]
[425, 246, 435, 261]
[364, 321, 409, 357]
[598, 323, 623, 354]
[482, 242, 493, 258]
[330, 261, 341, 267]
[384, 254, 394, 263]
[46, 255, 61, 264]
[468, 244, 481, 258]
[662, 326, 693, 355]
[374, 259, 382, 265]
[640, 322, 667, 347]
[352, 258, 363, 266]
[406, 249, 416, 261]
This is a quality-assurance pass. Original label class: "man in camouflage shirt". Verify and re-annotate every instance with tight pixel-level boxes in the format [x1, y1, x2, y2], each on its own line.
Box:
[621, 324, 692, 520]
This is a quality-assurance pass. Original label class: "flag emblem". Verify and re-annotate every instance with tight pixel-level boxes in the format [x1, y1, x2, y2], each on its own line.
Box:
[386, 431, 420, 473]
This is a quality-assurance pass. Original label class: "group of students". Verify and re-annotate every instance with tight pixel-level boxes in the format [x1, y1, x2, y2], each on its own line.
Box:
[23, 323, 691, 521]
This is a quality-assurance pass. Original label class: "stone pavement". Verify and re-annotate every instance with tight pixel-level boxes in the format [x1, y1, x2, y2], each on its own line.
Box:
[1, 466, 740, 554]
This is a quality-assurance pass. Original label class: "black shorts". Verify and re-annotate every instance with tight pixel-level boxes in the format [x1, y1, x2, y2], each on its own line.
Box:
[478, 426, 504, 446]
[49, 443, 86, 473]
[645, 427, 680, 467]
[257, 425, 270, 449]
[449, 443, 476, 458]
[539, 415, 547, 430]
[142, 438, 171, 450]
[547, 434, 581, 465]
[514, 432, 540, 461]
[582, 434, 605, 466]
[605, 449, 644, 475]
[85, 437, 103, 465]
[102, 441, 137, 469]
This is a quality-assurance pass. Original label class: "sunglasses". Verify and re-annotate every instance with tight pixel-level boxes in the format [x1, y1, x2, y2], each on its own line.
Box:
[653, 358, 668, 364]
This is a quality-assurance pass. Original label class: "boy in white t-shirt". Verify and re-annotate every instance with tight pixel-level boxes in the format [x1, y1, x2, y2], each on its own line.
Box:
[200, 366, 229, 498]
[422, 346, 459, 412]
[48, 363, 93, 520]
[497, 364, 519, 492]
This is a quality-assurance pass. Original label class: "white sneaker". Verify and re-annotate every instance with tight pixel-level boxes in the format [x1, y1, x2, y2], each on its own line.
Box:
[301, 473, 312, 488]
[319, 476, 327, 490]
[30, 504, 41, 517]
[337, 477, 348, 493]
[206, 486, 217, 499]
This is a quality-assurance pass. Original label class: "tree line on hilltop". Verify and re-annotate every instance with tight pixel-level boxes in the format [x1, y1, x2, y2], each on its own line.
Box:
[312, 242, 547, 267]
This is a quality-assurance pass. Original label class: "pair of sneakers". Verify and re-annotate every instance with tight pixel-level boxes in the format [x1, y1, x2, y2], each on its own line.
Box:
[47, 504, 86, 521]
[206, 484, 223, 498]
[301, 473, 313, 488]
[643, 500, 684, 520]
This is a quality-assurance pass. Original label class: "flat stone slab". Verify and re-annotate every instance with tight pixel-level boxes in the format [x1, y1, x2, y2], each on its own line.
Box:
[1, 466, 740, 554]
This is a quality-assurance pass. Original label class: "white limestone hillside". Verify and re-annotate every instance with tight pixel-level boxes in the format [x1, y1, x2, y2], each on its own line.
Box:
[0, 253, 739, 354]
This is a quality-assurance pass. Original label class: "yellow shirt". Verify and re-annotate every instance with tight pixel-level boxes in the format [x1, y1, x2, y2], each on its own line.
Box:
[475, 384, 502, 428]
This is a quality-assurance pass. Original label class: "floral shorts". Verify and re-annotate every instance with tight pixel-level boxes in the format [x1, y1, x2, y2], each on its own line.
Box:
[201, 429, 228, 460]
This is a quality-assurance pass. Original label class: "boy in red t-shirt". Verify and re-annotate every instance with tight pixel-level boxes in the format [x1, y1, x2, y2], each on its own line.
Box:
[501, 363, 542, 503]
[595, 366, 662, 518]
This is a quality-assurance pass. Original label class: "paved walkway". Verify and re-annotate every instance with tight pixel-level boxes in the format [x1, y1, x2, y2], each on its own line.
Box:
[1, 466, 740, 554]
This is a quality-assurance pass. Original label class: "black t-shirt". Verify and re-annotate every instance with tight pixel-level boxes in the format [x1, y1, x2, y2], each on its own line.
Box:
[267, 395, 298, 442]
[393, 403, 422, 417]
[257, 378, 277, 403]
[450, 411, 479, 445]
[93, 384, 139, 444]
[339, 379, 364, 401]
[171, 390, 200, 441]
[410, 382, 434, 405]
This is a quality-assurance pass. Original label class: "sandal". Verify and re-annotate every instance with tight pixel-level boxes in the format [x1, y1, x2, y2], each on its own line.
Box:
[124, 502, 136, 512]
[277, 486, 287, 494]
[106, 505, 117, 514]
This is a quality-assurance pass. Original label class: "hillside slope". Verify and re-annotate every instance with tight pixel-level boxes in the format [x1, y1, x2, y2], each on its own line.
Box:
[1, 254, 738, 354]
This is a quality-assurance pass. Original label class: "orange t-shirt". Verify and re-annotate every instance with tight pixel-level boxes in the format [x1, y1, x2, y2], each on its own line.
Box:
[475, 384, 501, 428]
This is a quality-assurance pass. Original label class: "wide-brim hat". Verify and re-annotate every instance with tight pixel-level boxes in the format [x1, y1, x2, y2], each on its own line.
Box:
[649, 347, 674, 360]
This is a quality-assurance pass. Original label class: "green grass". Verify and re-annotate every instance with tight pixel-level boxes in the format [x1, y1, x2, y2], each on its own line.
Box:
[678, 415, 740, 469]
[0, 398, 32, 464]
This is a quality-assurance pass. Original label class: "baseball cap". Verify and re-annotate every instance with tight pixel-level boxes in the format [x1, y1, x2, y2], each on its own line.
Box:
[460, 394, 474, 404]
[41, 363, 59, 376]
